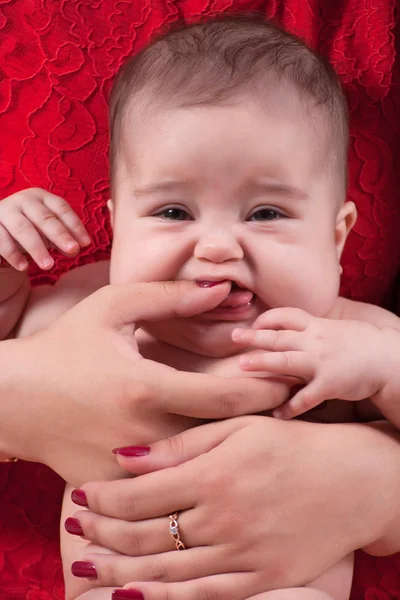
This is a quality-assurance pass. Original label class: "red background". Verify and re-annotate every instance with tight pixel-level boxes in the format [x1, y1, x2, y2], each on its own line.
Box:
[0, 0, 400, 597]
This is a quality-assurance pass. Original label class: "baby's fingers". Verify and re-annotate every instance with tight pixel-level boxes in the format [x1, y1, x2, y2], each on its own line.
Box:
[240, 350, 315, 380]
[232, 328, 303, 351]
[252, 307, 312, 331]
[0, 213, 53, 269]
[42, 193, 90, 247]
[24, 195, 90, 254]
[273, 382, 325, 419]
[0, 223, 28, 270]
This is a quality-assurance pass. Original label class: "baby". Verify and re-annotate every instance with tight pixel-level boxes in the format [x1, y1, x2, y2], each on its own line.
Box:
[1, 15, 400, 600]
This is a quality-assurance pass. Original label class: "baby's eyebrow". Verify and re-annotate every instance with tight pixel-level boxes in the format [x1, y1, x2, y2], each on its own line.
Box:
[246, 180, 309, 200]
[133, 181, 192, 198]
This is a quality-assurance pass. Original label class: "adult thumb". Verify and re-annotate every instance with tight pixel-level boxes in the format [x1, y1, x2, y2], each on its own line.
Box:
[77, 280, 231, 330]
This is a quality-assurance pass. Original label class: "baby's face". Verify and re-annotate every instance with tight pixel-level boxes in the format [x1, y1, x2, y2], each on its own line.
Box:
[109, 97, 355, 357]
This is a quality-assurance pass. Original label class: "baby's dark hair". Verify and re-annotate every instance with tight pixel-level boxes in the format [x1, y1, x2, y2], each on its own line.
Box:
[109, 15, 348, 188]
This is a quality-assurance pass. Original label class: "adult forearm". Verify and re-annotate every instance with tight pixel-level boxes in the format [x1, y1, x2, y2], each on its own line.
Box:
[371, 327, 400, 427]
[0, 337, 30, 458]
[0, 268, 30, 339]
[352, 420, 400, 555]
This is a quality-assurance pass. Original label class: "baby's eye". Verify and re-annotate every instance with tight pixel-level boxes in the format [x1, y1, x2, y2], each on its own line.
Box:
[156, 207, 192, 221]
[248, 208, 283, 222]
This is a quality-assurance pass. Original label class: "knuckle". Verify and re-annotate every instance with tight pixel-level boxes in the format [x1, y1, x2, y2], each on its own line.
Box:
[274, 329, 285, 349]
[120, 526, 142, 556]
[147, 558, 170, 582]
[164, 431, 185, 457]
[120, 378, 153, 414]
[41, 210, 58, 224]
[56, 202, 74, 215]
[99, 558, 120, 587]
[281, 352, 294, 371]
[297, 390, 315, 411]
[11, 217, 31, 235]
[218, 391, 241, 417]
[117, 486, 138, 520]
[0, 231, 11, 250]
[197, 586, 220, 600]
[27, 187, 45, 196]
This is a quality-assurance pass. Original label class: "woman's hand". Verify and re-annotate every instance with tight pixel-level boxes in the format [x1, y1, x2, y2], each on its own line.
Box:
[67, 417, 400, 598]
[0, 281, 288, 487]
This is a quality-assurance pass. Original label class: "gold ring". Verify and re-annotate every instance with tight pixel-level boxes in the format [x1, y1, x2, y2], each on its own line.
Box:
[169, 512, 186, 550]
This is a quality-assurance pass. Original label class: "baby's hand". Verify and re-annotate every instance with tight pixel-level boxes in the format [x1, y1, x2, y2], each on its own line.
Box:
[232, 307, 386, 419]
[0, 188, 90, 270]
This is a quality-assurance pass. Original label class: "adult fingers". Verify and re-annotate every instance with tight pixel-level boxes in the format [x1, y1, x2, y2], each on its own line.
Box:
[75, 589, 116, 600]
[74, 547, 230, 587]
[139, 361, 290, 419]
[68, 508, 202, 556]
[75, 281, 231, 330]
[252, 308, 312, 331]
[111, 573, 258, 600]
[77, 462, 196, 520]
[246, 591, 333, 600]
[112, 418, 248, 476]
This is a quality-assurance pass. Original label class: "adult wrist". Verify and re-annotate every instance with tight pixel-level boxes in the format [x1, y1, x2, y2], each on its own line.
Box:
[329, 420, 400, 554]
[0, 337, 38, 460]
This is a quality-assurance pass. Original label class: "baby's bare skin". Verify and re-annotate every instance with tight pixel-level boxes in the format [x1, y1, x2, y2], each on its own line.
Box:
[1, 245, 398, 600]
[3, 258, 392, 600]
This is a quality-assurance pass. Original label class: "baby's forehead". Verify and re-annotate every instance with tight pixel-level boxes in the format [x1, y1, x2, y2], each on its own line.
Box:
[116, 90, 335, 182]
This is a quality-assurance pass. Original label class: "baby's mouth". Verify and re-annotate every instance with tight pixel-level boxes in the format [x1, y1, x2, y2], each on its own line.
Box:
[219, 282, 254, 308]
[197, 280, 255, 310]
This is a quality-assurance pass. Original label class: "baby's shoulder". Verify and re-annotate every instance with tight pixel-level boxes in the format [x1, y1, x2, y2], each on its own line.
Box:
[332, 297, 400, 330]
[15, 260, 110, 338]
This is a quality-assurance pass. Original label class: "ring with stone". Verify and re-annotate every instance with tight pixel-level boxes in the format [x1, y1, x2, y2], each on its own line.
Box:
[169, 512, 186, 550]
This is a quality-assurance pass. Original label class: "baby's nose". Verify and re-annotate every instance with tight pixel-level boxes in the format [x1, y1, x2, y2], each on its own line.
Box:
[194, 232, 244, 263]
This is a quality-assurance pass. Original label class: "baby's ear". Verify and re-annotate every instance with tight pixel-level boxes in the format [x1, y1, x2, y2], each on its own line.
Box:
[335, 200, 357, 259]
[107, 199, 114, 228]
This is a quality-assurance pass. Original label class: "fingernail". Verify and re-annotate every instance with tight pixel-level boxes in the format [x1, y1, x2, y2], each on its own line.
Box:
[17, 260, 28, 271]
[239, 355, 252, 367]
[65, 240, 78, 251]
[112, 590, 145, 600]
[71, 561, 98, 579]
[71, 489, 88, 507]
[41, 257, 53, 268]
[82, 235, 91, 246]
[232, 328, 245, 341]
[64, 517, 84, 536]
[112, 446, 150, 457]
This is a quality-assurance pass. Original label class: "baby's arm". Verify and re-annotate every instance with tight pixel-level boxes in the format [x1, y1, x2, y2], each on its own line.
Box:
[0, 188, 90, 339]
[232, 299, 400, 424]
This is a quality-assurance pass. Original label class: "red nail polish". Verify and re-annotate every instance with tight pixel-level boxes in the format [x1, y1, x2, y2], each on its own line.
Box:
[71, 561, 97, 579]
[112, 590, 145, 600]
[65, 517, 84, 536]
[71, 489, 88, 507]
[112, 446, 150, 457]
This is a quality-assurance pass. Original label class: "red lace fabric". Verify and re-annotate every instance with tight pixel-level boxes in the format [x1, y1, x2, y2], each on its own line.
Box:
[0, 0, 399, 597]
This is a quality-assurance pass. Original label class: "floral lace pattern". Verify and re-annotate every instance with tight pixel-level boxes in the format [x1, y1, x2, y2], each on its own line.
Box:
[0, 0, 399, 597]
